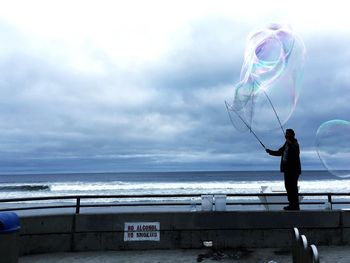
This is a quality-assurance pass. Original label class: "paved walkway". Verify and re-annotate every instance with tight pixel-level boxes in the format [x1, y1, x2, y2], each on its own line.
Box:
[19, 246, 350, 263]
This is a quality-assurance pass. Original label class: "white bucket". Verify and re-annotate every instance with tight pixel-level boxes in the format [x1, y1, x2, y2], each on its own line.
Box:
[201, 195, 213, 211]
[214, 195, 226, 211]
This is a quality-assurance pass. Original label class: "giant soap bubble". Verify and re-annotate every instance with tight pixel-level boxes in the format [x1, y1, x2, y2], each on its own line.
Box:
[227, 23, 306, 133]
[315, 120, 350, 178]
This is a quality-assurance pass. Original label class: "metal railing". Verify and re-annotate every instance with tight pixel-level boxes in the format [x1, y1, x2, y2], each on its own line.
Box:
[292, 227, 320, 263]
[0, 192, 349, 214]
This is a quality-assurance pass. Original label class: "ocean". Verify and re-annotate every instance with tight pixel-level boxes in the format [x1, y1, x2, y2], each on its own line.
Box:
[0, 170, 348, 200]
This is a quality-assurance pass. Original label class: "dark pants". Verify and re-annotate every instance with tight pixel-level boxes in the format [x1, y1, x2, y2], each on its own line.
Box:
[284, 172, 300, 208]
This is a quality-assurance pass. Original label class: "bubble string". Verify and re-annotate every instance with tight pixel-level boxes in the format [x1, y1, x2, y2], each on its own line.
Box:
[225, 101, 266, 149]
[263, 91, 285, 136]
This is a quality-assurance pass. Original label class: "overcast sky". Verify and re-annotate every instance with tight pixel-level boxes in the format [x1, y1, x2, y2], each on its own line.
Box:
[0, 0, 349, 174]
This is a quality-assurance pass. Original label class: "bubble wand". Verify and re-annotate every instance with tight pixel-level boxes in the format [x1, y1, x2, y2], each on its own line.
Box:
[225, 101, 266, 150]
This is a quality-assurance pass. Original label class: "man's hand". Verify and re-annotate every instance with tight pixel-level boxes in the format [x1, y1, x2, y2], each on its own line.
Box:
[266, 149, 271, 154]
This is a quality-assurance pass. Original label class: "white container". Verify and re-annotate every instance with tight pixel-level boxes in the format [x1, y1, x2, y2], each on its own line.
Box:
[214, 195, 226, 211]
[190, 198, 197, 212]
[201, 195, 213, 211]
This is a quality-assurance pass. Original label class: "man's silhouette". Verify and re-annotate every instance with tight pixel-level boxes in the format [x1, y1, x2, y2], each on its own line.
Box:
[266, 128, 301, 210]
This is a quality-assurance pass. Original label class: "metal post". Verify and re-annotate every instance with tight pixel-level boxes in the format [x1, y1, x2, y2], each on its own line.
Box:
[309, 244, 320, 263]
[75, 197, 81, 214]
[299, 235, 308, 263]
[292, 228, 300, 263]
[328, 194, 332, 210]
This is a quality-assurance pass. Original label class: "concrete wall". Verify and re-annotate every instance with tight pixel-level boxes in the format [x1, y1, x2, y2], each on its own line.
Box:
[18, 211, 350, 255]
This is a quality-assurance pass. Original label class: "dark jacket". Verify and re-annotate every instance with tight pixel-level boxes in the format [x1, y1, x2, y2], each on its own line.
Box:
[267, 139, 301, 175]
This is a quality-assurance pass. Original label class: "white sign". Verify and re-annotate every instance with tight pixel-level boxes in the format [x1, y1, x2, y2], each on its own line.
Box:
[124, 222, 160, 241]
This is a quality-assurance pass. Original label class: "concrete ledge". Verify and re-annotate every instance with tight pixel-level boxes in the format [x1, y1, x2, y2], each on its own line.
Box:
[20, 234, 72, 255]
[341, 211, 350, 227]
[20, 215, 73, 234]
[18, 210, 348, 255]
[75, 211, 341, 231]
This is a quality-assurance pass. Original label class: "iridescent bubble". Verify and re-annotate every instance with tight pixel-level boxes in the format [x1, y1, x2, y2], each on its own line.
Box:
[315, 120, 350, 178]
[227, 23, 306, 132]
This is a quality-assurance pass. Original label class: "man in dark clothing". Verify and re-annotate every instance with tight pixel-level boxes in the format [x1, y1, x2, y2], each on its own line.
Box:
[266, 129, 301, 211]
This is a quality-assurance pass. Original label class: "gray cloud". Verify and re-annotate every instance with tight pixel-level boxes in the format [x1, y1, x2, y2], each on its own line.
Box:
[0, 18, 349, 173]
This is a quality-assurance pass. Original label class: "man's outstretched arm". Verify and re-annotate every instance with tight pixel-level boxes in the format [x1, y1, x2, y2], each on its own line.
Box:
[266, 146, 284, 156]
